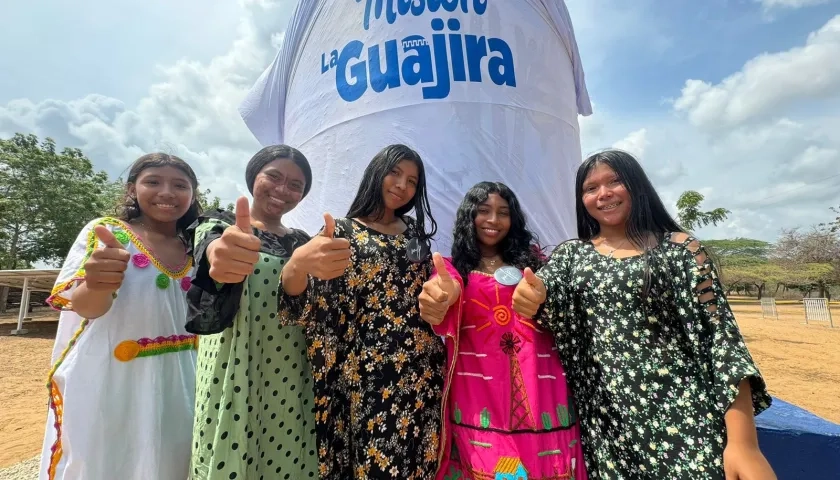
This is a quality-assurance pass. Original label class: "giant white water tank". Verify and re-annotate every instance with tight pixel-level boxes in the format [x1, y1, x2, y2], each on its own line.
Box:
[240, 0, 591, 252]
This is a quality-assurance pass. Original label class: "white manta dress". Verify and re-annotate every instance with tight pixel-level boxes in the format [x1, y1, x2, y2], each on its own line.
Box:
[38, 217, 197, 480]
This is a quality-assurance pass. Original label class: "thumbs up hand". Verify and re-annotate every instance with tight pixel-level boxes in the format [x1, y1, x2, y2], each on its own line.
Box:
[511, 267, 547, 319]
[207, 196, 262, 284]
[83, 225, 131, 292]
[289, 213, 351, 281]
[321, 212, 337, 239]
[418, 253, 460, 326]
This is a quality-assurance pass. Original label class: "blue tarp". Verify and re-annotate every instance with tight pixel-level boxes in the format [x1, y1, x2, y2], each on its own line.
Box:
[757, 397, 840, 479]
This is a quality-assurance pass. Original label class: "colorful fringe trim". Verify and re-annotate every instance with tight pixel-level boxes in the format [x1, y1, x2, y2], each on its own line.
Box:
[114, 334, 198, 362]
[46, 217, 193, 311]
[45, 319, 90, 479]
[47, 381, 64, 479]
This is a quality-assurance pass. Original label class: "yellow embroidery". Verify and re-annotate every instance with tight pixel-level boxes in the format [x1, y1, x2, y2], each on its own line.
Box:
[48, 218, 192, 310]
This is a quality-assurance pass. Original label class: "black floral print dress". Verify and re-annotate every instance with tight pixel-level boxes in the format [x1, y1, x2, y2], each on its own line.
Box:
[536, 233, 771, 479]
[279, 217, 446, 480]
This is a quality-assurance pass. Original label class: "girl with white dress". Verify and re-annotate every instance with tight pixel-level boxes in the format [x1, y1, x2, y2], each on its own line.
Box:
[39, 153, 201, 480]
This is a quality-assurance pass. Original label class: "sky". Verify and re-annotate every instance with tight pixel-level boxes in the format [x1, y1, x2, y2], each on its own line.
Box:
[1, 0, 839, 243]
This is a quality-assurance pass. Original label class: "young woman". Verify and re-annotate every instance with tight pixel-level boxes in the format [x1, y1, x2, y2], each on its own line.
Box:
[279, 144, 445, 480]
[512, 150, 776, 479]
[418, 181, 587, 480]
[40, 153, 201, 480]
[185, 145, 348, 479]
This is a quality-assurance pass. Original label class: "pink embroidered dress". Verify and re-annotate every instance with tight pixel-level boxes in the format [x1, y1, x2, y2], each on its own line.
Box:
[433, 258, 586, 480]
[38, 218, 197, 480]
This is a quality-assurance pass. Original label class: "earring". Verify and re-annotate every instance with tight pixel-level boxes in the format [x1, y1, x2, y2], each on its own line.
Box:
[125, 195, 140, 217]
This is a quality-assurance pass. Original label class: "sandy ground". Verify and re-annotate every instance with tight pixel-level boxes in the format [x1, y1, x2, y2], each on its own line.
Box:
[728, 303, 840, 423]
[0, 303, 838, 475]
[0, 310, 57, 473]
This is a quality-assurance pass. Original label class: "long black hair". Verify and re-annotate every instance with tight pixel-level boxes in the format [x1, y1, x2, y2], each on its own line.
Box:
[346, 144, 437, 241]
[451, 182, 544, 284]
[576, 150, 683, 245]
[117, 152, 202, 233]
[575, 149, 684, 300]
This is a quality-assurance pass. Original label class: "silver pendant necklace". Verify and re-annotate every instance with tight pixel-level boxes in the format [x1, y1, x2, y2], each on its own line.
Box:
[604, 239, 629, 259]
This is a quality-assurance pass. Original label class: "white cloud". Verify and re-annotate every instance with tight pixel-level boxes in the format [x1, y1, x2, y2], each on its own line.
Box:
[786, 145, 840, 176]
[0, 0, 297, 201]
[578, 113, 603, 152]
[757, 0, 831, 10]
[587, 109, 840, 242]
[612, 128, 649, 159]
[1, 0, 838, 247]
[673, 15, 840, 130]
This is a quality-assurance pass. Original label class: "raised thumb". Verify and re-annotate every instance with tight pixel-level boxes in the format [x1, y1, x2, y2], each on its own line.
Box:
[321, 213, 336, 238]
[523, 267, 540, 286]
[432, 252, 450, 280]
[94, 225, 123, 249]
[234, 196, 252, 232]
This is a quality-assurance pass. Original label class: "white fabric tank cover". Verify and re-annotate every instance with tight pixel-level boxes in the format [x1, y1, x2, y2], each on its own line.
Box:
[239, 0, 592, 252]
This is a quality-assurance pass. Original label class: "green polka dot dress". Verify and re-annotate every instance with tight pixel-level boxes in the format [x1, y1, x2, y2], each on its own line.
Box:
[184, 211, 317, 480]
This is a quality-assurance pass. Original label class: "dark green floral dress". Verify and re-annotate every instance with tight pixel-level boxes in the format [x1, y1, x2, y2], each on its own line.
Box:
[536, 233, 771, 479]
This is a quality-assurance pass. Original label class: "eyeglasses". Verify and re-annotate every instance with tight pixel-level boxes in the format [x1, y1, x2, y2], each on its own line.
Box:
[262, 171, 305, 195]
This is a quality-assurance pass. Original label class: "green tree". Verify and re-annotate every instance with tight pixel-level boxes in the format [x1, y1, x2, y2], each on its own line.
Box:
[98, 176, 128, 217]
[703, 238, 771, 298]
[722, 261, 784, 299]
[0, 134, 118, 311]
[196, 188, 233, 212]
[771, 228, 839, 299]
[777, 263, 835, 298]
[676, 190, 731, 232]
[703, 238, 771, 258]
[0, 134, 116, 268]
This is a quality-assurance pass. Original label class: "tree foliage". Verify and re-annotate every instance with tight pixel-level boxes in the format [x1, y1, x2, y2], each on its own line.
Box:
[98, 176, 129, 218]
[0, 134, 118, 269]
[196, 188, 234, 212]
[770, 228, 838, 298]
[771, 228, 840, 266]
[721, 261, 783, 299]
[707, 238, 774, 299]
[0, 133, 232, 312]
[0, 134, 235, 272]
[704, 233, 839, 300]
[819, 204, 840, 234]
[703, 238, 771, 258]
[676, 190, 731, 232]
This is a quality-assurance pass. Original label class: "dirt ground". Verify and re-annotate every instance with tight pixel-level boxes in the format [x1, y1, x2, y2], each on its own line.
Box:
[1, 304, 839, 469]
[0, 310, 57, 470]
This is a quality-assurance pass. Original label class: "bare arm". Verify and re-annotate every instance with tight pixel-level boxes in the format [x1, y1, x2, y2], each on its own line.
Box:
[70, 282, 115, 319]
[725, 379, 759, 447]
[281, 253, 310, 296]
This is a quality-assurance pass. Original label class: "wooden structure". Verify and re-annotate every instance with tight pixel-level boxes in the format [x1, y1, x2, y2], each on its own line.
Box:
[0, 269, 60, 334]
